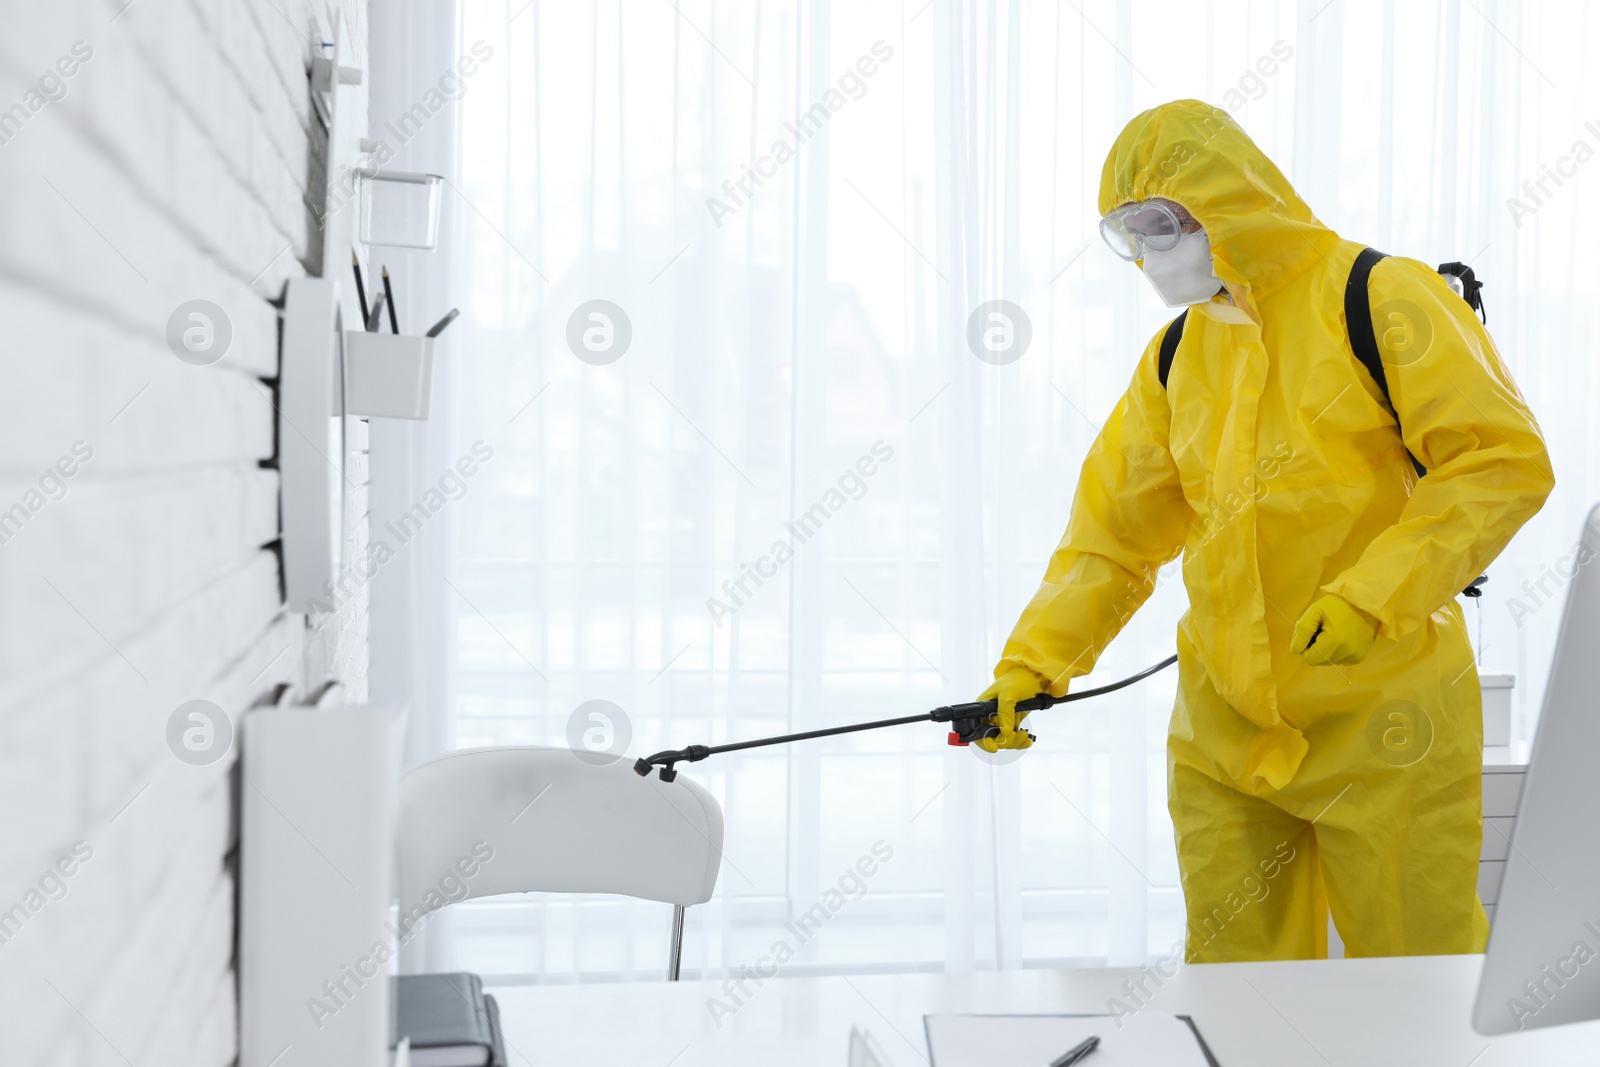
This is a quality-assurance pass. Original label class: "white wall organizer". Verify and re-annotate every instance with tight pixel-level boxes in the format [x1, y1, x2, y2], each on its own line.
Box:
[244, 14, 412, 1067]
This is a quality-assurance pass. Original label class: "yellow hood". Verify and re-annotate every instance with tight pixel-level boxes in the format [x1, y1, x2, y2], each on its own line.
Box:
[1098, 100, 1342, 304]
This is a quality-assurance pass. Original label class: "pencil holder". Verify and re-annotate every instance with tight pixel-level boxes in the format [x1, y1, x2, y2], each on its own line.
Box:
[343, 331, 435, 420]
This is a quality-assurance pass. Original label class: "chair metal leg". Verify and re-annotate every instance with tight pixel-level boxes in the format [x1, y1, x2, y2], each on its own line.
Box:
[668, 904, 686, 981]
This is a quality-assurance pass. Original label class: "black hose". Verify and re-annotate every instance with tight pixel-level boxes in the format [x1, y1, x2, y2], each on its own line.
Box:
[633, 653, 1179, 780]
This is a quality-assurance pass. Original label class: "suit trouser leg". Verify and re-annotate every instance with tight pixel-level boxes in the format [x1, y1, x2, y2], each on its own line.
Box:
[1171, 761, 1329, 962]
[1309, 762, 1489, 957]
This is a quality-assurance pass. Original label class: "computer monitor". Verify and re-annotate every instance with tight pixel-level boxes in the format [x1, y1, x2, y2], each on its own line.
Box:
[1473, 502, 1600, 1035]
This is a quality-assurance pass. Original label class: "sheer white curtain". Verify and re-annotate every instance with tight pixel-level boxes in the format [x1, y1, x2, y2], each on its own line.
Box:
[378, 0, 1600, 983]
[367, 0, 469, 973]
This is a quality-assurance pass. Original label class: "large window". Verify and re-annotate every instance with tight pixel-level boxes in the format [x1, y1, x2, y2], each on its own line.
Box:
[391, 0, 1600, 983]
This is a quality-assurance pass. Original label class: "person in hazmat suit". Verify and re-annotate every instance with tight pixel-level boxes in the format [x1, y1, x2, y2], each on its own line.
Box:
[980, 100, 1554, 962]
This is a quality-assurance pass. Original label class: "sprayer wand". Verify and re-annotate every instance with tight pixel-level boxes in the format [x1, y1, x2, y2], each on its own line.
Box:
[632, 654, 1178, 781]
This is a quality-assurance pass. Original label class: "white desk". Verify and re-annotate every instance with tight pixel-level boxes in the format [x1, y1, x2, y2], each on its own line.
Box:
[490, 954, 1600, 1065]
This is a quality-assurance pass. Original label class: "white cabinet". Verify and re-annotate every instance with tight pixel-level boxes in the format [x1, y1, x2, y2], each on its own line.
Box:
[1480, 763, 1527, 927]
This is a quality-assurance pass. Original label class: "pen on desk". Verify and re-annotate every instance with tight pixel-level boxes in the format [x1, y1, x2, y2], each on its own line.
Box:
[351, 251, 370, 324]
[1048, 1034, 1099, 1067]
[381, 265, 399, 333]
[365, 291, 386, 333]
[424, 307, 459, 338]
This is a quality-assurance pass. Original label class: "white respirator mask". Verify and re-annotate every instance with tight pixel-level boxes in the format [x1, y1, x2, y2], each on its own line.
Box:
[1139, 230, 1225, 307]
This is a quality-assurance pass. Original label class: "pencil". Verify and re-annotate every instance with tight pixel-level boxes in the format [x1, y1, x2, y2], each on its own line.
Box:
[351, 251, 370, 323]
[424, 308, 460, 338]
[366, 291, 386, 333]
[381, 266, 399, 334]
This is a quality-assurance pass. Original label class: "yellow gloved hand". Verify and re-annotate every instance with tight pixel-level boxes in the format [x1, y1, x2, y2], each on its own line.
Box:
[974, 666, 1051, 753]
[1291, 595, 1379, 666]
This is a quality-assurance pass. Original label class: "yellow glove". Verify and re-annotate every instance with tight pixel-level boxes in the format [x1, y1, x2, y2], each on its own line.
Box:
[974, 666, 1051, 753]
[1291, 595, 1379, 666]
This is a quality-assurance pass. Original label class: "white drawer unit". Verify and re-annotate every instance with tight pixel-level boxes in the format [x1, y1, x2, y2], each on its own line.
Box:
[1481, 764, 1526, 819]
[1479, 764, 1526, 920]
[1480, 817, 1515, 861]
[1478, 861, 1506, 905]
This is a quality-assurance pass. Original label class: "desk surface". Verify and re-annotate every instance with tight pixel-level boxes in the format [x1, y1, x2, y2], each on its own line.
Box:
[490, 954, 1600, 1066]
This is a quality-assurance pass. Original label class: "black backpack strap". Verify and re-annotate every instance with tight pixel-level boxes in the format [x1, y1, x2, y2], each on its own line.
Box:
[1157, 309, 1187, 389]
[1345, 247, 1392, 408]
[1346, 246, 1429, 480]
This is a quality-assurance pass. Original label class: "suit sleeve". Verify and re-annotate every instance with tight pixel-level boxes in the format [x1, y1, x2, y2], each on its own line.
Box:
[1322, 257, 1555, 637]
[997, 329, 1193, 695]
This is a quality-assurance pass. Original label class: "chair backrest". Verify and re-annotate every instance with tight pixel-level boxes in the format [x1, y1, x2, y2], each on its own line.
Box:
[394, 746, 723, 924]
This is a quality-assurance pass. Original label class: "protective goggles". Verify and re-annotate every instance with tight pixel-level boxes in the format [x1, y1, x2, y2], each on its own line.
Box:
[1099, 200, 1191, 261]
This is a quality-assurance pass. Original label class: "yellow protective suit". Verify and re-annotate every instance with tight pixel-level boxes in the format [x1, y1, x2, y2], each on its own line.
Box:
[997, 100, 1554, 961]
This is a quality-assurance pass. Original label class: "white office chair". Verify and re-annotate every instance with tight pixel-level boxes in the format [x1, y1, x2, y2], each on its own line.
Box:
[395, 746, 723, 980]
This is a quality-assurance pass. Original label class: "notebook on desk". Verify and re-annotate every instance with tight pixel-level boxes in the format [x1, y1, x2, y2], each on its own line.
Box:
[924, 1012, 1219, 1066]
[390, 972, 508, 1067]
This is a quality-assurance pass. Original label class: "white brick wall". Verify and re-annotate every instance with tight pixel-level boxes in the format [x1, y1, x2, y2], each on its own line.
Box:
[0, 1, 369, 1062]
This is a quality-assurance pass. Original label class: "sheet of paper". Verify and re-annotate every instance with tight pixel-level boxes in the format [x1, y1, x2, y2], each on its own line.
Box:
[924, 1012, 1215, 1067]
